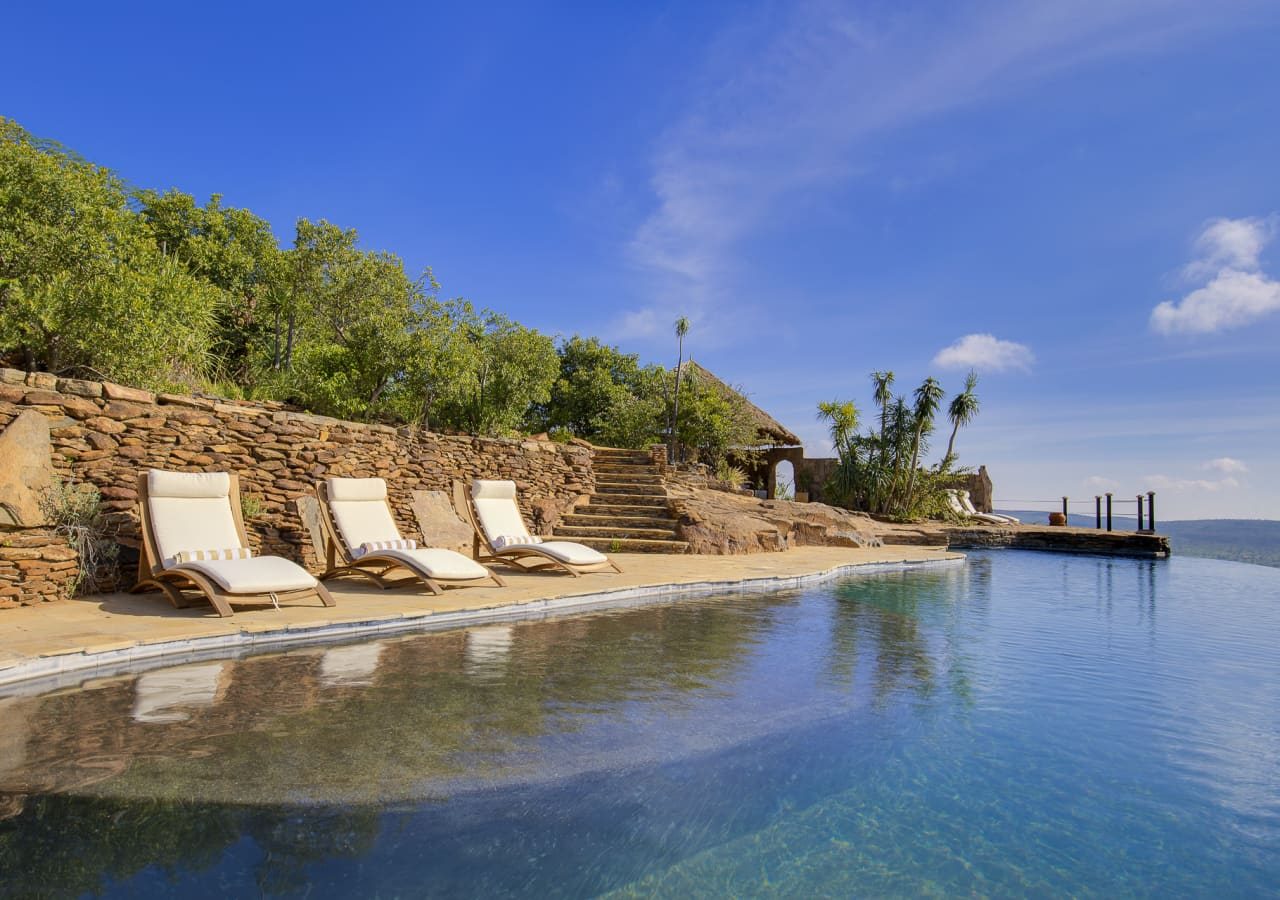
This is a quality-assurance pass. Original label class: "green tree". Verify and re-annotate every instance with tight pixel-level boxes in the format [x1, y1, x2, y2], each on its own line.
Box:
[284, 219, 429, 420]
[0, 119, 217, 387]
[136, 189, 283, 389]
[943, 370, 980, 464]
[902, 376, 945, 509]
[668, 315, 690, 461]
[431, 302, 558, 436]
[532, 335, 666, 446]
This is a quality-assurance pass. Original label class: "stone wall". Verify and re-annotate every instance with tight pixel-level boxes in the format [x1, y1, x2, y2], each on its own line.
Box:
[0, 531, 79, 607]
[0, 369, 594, 587]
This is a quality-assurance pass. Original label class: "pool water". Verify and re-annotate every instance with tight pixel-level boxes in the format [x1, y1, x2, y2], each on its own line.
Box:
[1, 551, 1277, 897]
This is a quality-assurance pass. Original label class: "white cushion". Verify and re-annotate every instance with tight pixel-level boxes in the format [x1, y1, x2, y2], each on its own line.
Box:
[529, 541, 609, 565]
[374, 547, 491, 580]
[471, 480, 532, 545]
[328, 490, 406, 554]
[491, 533, 541, 550]
[175, 556, 318, 594]
[471, 479, 518, 501]
[327, 477, 388, 502]
[352, 538, 417, 559]
[149, 496, 244, 569]
[148, 470, 231, 499]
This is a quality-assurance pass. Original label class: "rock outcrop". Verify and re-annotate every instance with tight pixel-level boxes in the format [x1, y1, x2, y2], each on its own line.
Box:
[666, 483, 882, 555]
[0, 410, 53, 527]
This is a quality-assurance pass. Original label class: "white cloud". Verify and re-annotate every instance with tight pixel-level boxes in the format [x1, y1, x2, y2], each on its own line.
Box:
[1152, 216, 1280, 334]
[622, 1, 1267, 330]
[1203, 457, 1248, 474]
[1084, 475, 1119, 490]
[932, 333, 1034, 372]
[1144, 474, 1240, 492]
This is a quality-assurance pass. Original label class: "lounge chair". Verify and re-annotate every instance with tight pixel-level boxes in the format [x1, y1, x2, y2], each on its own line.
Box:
[134, 470, 335, 617]
[945, 488, 1010, 526]
[959, 490, 1020, 525]
[316, 477, 504, 593]
[454, 479, 622, 577]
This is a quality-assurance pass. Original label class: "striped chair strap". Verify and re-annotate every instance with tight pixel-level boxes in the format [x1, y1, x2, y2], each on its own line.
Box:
[176, 547, 254, 564]
[353, 539, 418, 559]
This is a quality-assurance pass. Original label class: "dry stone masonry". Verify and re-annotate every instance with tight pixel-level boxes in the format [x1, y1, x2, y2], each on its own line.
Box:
[0, 369, 594, 588]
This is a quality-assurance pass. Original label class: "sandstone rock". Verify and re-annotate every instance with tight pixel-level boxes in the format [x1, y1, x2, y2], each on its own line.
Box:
[293, 495, 328, 567]
[85, 416, 127, 434]
[0, 410, 53, 527]
[667, 483, 881, 555]
[101, 382, 156, 404]
[410, 491, 474, 554]
[0, 369, 25, 384]
[56, 378, 102, 398]
[25, 372, 57, 390]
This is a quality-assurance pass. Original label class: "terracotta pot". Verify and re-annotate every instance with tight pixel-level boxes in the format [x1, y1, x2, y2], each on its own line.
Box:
[1048, 512, 1067, 527]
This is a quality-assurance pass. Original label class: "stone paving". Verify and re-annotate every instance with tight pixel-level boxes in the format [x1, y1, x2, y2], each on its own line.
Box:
[0, 545, 961, 687]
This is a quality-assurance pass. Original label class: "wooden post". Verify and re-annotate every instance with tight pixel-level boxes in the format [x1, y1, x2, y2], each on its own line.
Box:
[1062, 496, 1069, 520]
[1095, 495, 1102, 529]
[1105, 493, 1113, 532]
[1148, 491, 1156, 532]
[1137, 495, 1145, 531]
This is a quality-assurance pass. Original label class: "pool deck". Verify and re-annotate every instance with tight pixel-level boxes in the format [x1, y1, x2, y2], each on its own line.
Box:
[0, 545, 962, 690]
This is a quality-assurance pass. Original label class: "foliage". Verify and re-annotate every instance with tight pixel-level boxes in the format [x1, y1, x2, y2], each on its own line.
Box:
[0, 117, 764, 447]
[240, 492, 264, 521]
[39, 476, 118, 594]
[427, 301, 559, 436]
[0, 119, 218, 387]
[818, 371, 979, 520]
[669, 316, 690, 461]
[715, 461, 749, 488]
[675, 370, 759, 469]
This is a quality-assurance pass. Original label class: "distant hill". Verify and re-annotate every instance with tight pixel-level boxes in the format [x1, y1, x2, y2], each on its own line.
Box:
[996, 510, 1280, 569]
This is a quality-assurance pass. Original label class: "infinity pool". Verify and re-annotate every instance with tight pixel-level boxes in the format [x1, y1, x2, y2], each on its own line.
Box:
[1, 551, 1277, 897]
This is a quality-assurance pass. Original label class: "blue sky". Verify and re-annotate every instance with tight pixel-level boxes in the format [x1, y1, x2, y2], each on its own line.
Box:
[5, 1, 1278, 519]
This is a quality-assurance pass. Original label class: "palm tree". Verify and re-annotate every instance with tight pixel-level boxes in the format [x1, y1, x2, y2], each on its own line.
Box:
[869, 371, 895, 510]
[871, 371, 894, 442]
[817, 400, 859, 454]
[903, 377, 945, 510]
[943, 371, 980, 464]
[669, 316, 691, 462]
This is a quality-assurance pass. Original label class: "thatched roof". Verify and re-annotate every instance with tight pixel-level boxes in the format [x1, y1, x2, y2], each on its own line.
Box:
[681, 360, 802, 448]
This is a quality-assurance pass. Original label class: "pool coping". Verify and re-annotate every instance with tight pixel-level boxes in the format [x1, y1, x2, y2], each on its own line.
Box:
[0, 553, 964, 695]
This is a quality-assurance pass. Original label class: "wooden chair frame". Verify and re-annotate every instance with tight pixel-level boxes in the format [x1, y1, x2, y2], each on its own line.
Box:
[133, 472, 335, 617]
[315, 481, 505, 594]
[452, 481, 621, 578]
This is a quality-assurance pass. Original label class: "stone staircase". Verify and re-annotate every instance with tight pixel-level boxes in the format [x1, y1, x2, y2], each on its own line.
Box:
[553, 447, 691, 553]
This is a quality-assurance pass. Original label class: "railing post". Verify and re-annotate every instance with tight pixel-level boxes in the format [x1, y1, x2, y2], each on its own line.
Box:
[1105, 493, 1113, 531]
[1148, 491, 1156, 532]
[1137, 495, 1145, 531]
[1095, 495, 1102, 529]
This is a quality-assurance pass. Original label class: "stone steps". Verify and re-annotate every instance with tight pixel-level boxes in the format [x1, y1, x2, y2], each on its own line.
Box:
[575, 501, 671, 517]
[569, 536, 692, 554]
[593, 482, 666, 497]
[562, 513, 678, 529]
[555, 524, 679, 541]
[550, 447, 688, 554]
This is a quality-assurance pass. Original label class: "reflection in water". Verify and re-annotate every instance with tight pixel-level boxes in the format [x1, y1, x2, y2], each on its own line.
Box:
[319, 641, 385, 688]
[131, 661, 230, 723]
[0, 552, 1277, 898]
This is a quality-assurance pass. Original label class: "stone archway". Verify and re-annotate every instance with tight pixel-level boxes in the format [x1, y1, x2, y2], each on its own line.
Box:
[773, 460, 795, 500]
[764, 447, 805, 499]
